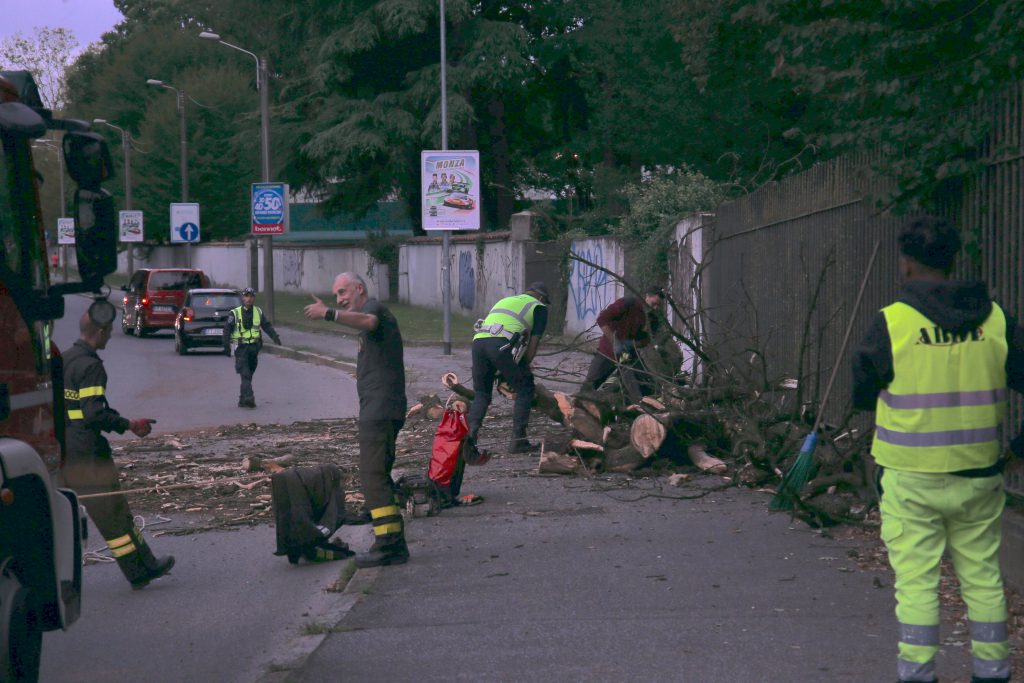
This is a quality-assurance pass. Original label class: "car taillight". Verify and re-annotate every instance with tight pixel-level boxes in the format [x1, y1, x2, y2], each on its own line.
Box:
[182, 307, 194, 321]
[123, 296, 128, 305]
[141, 297, 149, 306]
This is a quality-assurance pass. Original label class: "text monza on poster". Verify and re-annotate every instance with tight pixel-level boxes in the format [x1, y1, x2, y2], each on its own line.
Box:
[251, 182, 289, 235]
[421, 150, 480, 231]
[170, 203, 201, 243]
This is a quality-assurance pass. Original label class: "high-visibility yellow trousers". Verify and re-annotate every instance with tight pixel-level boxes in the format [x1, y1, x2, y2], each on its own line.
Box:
[879, 468, 1010, 682]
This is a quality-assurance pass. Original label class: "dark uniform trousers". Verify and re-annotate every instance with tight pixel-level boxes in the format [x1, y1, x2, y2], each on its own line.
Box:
[359, 419, 405, 540]
[235, 343, 260, 402]
[467, 337, 536, 442]
[61, 342, 163, 585]
[583, 352, 646, 403]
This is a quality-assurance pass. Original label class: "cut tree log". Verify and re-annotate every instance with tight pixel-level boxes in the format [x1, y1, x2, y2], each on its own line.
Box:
[630, 414, 667, 459]
[603, 445, 645, 473]
[538, 450, 584, 475]
[441, 373, 565, 424]
[686, 443, 727, 474]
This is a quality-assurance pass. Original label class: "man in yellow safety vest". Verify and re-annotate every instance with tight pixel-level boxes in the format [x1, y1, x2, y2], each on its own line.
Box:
[852, 216, 1024, 683]
[466, 282, 550, 456]
[224, 287, 281, 408]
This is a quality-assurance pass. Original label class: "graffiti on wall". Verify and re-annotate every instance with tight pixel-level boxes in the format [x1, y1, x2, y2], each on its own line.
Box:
[458, 250, 475, 310]
[502, 247, 521, 293]
[282, 250, 303, 289]
[568, 243, 614, 323]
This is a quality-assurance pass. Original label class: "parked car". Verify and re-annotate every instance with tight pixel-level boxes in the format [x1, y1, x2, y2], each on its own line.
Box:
[121, 268, 209, 336]
[174, 288, 242, 355]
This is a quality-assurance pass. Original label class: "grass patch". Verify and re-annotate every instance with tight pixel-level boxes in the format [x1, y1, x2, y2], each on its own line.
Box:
[325, 560, 357, 593]
[300, 621, 333, 636]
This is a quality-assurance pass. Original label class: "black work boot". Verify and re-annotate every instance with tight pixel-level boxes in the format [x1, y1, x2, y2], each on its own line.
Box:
[355, 534, 409, 568]
[304, 540, 355, 563]
[132, 539, 175, 590]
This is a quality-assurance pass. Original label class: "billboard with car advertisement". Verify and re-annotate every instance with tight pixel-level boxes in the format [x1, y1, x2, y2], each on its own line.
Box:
[421, 150, 480, 231]
[119, 210, 144, 242]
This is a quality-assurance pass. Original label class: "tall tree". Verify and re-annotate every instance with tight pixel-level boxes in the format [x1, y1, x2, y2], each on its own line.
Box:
[0, 27, 79, 110]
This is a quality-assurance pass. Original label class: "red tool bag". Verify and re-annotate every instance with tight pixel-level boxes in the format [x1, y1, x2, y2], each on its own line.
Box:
[428, 401, 468, 508]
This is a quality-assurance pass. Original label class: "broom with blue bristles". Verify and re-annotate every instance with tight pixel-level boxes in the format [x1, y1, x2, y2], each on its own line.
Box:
[771, 240, 881, 511]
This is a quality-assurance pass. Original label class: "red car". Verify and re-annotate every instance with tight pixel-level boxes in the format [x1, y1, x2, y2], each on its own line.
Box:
[121, 268, 208, 336]
[443, 193, 475, 210]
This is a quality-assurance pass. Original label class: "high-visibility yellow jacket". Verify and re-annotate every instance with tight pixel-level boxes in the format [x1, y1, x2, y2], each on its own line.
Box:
[230, 306, 263, 343]
[474, 294, 545, 341]
[873, 301, 1008, 472]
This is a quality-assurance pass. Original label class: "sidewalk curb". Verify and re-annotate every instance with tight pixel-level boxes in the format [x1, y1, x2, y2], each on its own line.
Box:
[263, 343, 357, 375]
[255, 566, 381, 683]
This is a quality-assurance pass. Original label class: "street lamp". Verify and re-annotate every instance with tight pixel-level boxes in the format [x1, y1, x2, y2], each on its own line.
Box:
[146, 77, 192, 266]
[439, 0, 452, 355]
[94, 118, 136, 277]
[33, 138, 68, 281]
[199, 30, 275, 322]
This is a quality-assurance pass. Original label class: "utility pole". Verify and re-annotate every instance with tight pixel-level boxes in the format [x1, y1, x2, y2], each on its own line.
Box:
[178, 89, 191, 267]
[259, 56, 275, 322]
[440, 0, 451, 355]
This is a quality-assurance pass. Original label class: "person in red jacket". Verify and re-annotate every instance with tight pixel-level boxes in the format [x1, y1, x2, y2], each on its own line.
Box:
[582, 286, 665, 402]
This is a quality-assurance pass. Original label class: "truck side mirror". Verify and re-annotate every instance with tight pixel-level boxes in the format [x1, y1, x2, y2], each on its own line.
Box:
[74, 188, 118, 287]
[62, 130, 113, 188]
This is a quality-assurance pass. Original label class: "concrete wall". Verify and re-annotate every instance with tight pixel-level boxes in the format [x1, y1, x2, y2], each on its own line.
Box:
[564, 237, 625, 337]
[398, 237, 525, 319]
[117, 242, 388, 300]
[669, 213, 711, 379]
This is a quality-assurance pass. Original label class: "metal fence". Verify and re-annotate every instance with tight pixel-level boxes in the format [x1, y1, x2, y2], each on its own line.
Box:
[707, 83, 1024, 496]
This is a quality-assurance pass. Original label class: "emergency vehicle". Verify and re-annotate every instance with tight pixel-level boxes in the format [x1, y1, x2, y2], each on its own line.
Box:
[0, 70, 119, 682]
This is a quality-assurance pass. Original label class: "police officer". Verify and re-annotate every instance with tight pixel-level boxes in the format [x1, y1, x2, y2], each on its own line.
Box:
[62, 304, 175, 589]
[852, 216, 1024, 683]
[466, 282, 550, 455]
[304, 272, 409, 567]
[224, 287, 281, 408]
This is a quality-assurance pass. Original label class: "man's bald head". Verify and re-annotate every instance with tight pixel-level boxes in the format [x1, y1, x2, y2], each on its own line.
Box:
[332, 272, 369, 312]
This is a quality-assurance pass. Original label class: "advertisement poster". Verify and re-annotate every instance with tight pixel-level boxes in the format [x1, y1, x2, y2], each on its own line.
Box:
[119, 210, 144, 243]
[421, 150, 480, 231]
[251, 182, 289, 235]
[57, 217, 75, 245]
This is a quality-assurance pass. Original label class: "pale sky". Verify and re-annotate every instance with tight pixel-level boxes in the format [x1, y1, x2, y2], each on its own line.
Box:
[2, 0, 124, 54]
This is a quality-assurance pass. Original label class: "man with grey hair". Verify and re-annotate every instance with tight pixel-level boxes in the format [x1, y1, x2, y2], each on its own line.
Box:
[61, 311, 175, 589]
[304, 273, 409, 567]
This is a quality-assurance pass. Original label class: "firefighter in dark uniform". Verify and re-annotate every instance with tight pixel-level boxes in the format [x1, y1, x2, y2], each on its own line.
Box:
[223, 287, 281, 408]
[465, 282, 550, 455]
[304, 272, 409, 567]
[61, 304, 175, 589]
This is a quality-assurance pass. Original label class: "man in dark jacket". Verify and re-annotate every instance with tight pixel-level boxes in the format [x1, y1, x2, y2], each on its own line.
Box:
[223, 287, 281, 408]
[62, 311, 175, 590]
[583, 285, 665, 401]
[851, 216, 1024, 683]
[304, 272, 409, 567]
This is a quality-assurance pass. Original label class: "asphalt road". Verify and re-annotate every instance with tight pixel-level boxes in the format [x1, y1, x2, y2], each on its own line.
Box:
[54, 295, 360, 434]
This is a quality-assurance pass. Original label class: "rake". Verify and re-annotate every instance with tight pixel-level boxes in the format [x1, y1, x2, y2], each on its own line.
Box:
[770, 240, 881, 511]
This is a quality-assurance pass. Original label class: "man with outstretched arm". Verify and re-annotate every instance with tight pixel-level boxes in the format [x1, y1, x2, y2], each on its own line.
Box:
[304, 273, 409, 567]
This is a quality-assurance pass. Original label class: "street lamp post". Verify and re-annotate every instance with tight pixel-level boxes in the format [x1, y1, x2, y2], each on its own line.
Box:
[33, 139, 67, 281]
[146, 78, 191, 267]
[199, 31, 275, 322]
[439, 0, 452, 355]
[94, 119, 135, 276]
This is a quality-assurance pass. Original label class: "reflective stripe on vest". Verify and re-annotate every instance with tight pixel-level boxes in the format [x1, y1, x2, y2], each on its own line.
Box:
[474, 294, 543, 341]
[873, 301, 1007, 472]
[231, 306, 262, 343]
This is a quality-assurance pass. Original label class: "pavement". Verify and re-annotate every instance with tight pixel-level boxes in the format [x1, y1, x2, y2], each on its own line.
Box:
[256, 322, 991, 683]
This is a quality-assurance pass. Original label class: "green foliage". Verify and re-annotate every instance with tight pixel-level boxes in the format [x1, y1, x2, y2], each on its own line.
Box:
[0, 27, 79, 110]
[609, 168, 725, 282]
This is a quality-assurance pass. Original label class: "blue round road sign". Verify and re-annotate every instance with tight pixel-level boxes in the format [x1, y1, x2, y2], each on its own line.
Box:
[253, 188, 285, 224]
[180, 222, 199, 242]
